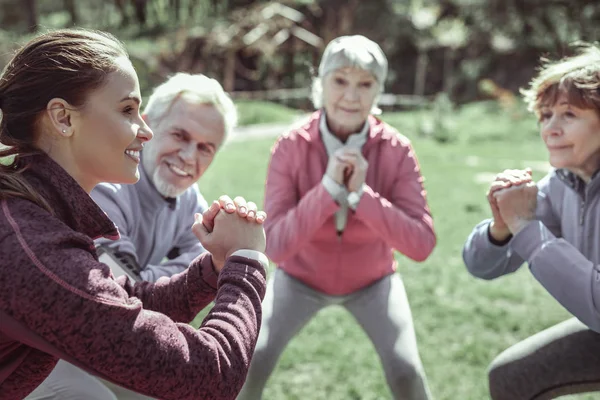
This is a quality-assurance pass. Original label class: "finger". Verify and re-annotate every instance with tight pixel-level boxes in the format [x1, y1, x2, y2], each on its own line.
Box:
[246, 201, 258, 222]
[233, 196, 248, 217]
[218, 194, 236, 213]
[255, 211, 267, 224]
[336, 155, 357, 165]
[340, 148, 362, 156]
[525, 167, 533, 176]
[202, 201, 220, 232]
[488, 181, 511, 195]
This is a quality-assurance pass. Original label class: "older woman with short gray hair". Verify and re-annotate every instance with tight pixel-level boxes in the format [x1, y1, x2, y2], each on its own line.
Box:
[238, 35, 436, 399]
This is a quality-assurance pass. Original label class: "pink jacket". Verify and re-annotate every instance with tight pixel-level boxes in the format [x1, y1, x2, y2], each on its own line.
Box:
[264, 111, 436, 295]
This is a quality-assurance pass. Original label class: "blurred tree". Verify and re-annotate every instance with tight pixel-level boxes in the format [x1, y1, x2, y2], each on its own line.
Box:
[24, 0, 38, 32]
[63, 0, 78, 25]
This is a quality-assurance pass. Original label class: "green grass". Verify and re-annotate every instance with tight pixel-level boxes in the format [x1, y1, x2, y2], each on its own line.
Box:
[234, 100, 302, 126]
[192, 105, 595, 400]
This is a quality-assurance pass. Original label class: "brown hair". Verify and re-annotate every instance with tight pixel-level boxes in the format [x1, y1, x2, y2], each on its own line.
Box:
[521, 44, 600, 117]
[0, 29, 128, 212]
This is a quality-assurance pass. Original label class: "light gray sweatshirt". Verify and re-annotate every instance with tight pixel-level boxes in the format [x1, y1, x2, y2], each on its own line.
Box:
[91, 163, 208, 282]
[463, 169, 600, 332]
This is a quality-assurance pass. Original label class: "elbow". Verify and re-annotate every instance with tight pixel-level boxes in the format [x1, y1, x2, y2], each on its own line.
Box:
[408, 231, 437, 262]
[264, 242, 286, 264]
[264, 228, 290, 264]
[463, 252, 502, 281]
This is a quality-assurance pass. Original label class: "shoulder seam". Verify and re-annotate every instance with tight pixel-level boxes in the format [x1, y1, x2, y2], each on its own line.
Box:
[1, 200, 138, 309]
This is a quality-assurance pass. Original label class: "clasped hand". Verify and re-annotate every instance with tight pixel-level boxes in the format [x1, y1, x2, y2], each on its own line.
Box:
[325, 148, 368, 193]
[192, 195, 267, 272]
[487, 168, 538, 239]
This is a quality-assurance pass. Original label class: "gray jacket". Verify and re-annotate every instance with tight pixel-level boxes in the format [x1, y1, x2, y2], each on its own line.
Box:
[463, 169, 600, 331]
[91, 162, 208, 282]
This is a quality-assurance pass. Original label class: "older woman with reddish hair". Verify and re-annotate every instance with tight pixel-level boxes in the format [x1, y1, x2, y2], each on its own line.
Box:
[464, 44, 600, 399]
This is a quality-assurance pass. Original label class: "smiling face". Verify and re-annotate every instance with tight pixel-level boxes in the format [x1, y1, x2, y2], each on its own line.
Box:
[69, 57, 153, 190]
[141, 98, 226, 197]
[539, 92, 600, 180]
[322, 67, 379, 138]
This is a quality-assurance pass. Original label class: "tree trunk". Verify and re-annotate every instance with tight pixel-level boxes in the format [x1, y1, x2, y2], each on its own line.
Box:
[24, 0, 38, 33]
[63, 0, 78, 25]
[414, 49, 429, 96]
[223, 49, 236, 92]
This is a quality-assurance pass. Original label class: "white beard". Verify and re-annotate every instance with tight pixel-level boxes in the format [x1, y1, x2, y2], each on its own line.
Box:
[152, 169, 188, 198]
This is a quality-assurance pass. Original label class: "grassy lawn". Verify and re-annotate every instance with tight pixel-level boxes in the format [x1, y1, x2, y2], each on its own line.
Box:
[234, 100, 303, 126]
[192, 103, 593, 400]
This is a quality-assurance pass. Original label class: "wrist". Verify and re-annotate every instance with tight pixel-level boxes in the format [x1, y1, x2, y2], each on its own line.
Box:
[507, 218, 532, 235]
[489, 220, 511, 242]
[348, 184, 365, 210]
[210, 254, 225, 273]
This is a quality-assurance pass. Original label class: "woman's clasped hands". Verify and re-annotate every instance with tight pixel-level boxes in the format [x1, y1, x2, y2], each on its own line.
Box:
[193, 195, 267, 272]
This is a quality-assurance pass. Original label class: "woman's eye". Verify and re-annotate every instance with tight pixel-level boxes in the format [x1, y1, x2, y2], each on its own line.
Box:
[360, 81, 373, 89]
[123, 106, 134, 115]
[334, 78, 346, 85]
[539, 112, 551, 121]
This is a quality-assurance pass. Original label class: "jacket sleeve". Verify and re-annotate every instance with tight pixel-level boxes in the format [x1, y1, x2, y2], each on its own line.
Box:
[263, 137, 340, 263]
[511, 220, 600, 332]
[352, 140, 436, 262]
[0, 206, 267, 400]
[117, 251, 219, 322]
[462, 172, 562, 280]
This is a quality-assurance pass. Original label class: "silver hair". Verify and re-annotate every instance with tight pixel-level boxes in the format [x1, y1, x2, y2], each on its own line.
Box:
[311, 35, 388, 113]
[143, 72, 238, 137]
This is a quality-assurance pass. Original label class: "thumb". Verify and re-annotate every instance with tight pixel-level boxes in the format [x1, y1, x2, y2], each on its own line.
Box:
[525, 167, 532, 176]
[192, 213, 210, 241]
[203, 202, 220, 232]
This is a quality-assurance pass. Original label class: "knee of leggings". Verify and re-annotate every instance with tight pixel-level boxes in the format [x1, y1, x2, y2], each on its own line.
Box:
[488, 361, 525, 400]
[386, 357, 423, 382]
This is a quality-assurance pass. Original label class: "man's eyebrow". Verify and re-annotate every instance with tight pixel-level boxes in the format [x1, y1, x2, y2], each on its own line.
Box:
[173, 127, 189, 137]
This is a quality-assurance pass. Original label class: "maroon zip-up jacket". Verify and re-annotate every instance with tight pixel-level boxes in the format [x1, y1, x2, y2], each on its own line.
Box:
[0, 154, 267, 400]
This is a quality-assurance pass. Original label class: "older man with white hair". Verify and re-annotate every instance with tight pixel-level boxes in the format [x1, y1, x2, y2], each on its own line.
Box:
[92, 72, 238, 283]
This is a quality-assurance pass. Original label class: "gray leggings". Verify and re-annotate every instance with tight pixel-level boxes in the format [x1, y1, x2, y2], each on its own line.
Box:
[237, 269, 432, 400]
[25, 360, 155, 400]
[489, 317, 600, 399]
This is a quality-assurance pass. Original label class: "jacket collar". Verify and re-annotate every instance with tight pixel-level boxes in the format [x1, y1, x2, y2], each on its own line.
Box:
[556, 168, 600, 199]
[305, 109, 388, 149]
[19, 153, 119, 240]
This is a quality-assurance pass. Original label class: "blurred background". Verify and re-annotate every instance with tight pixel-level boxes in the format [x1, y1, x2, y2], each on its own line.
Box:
[2, 1, 600, 399]
[3, 0, 599, 112]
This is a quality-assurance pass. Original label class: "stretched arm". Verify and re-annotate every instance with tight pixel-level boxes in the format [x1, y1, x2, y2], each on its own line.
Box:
[1, 219, 267, 400]
[353, 143, 436, 261]
[462, 219, 527, 279]
[263, 138, 340, 263]
[116, 251, 219, 322]
[463, 172, 561, 279]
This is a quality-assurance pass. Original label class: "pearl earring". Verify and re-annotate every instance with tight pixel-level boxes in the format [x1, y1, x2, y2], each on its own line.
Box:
[62, 129, 66, 134]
